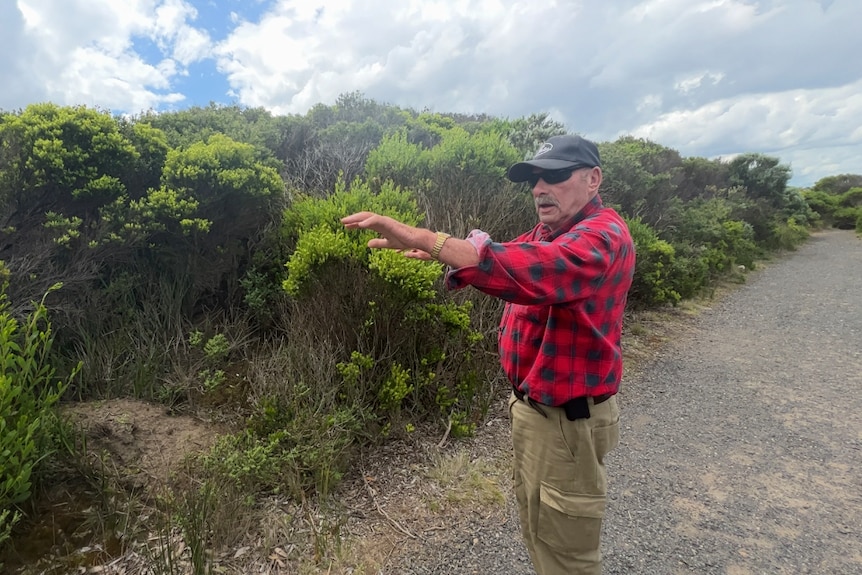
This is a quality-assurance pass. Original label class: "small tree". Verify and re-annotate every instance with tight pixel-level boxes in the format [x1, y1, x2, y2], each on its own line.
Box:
[598, 137, 684, 229]
[0, 104, 145, 313]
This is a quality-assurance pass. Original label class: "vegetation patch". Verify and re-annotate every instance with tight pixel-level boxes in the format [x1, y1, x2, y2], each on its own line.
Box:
[0, 94, 849, 573]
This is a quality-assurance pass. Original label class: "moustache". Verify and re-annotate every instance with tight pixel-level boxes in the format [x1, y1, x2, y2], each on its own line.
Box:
[535, 196, 559, 209]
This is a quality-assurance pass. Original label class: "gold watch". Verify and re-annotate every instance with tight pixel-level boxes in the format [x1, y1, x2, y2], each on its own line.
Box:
[430, 232, 451, 260]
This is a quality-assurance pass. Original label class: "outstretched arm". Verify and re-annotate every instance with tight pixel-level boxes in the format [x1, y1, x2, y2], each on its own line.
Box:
[341, 212, 480, 269]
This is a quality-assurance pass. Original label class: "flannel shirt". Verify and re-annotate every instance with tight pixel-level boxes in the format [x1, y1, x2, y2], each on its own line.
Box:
[446, 195, 635, 406]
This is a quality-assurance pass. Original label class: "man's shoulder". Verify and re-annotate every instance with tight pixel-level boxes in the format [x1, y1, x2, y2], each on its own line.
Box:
[565, 209, 634, 255]
[575, 207, 629, 231]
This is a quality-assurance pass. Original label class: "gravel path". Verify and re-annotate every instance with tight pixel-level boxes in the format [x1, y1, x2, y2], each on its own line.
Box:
[387, 229, 862, 575]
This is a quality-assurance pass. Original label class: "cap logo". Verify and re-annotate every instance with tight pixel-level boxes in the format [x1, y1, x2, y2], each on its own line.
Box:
[536, 143, 553, 156]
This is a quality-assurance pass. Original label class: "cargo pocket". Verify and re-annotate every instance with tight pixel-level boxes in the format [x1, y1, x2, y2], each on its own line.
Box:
[537, 482, 606, 553]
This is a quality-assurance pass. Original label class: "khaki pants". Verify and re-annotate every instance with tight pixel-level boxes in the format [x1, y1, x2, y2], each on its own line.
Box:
[509, 393, 620, 575]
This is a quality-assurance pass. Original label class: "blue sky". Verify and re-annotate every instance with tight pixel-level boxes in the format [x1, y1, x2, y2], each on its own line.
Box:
[2, 0, 861, 187]
[163, 0, 270, 107]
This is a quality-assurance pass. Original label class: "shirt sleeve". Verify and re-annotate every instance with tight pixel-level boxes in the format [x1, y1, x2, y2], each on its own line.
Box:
[444, 229, 491, 289]
[446, 222, 622, 306]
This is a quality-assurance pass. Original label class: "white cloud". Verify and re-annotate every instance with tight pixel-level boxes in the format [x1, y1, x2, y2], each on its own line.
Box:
[50, 47, 185, 112]
[675, 72, 725, 95]
[1, 0, 211, 111]
[213, 0, 568, 115]
[2, 0, 862, 184]
[782, 144, 859, 185]
[631, 79, 862, 151]
[629, 78, 862, 184]
[154, 0, 196, 36]
[172, 26, 211, 66]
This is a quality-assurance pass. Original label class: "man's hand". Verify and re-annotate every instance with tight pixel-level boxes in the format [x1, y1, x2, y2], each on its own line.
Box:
[342, 211, 479, 267]
[341, 211, 429, 256]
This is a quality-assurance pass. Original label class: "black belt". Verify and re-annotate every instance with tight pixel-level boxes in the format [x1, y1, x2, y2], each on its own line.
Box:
[513, 386, 612, 421]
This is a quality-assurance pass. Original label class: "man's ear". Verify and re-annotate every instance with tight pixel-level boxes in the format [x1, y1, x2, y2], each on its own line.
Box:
[590, 167, 603, 191]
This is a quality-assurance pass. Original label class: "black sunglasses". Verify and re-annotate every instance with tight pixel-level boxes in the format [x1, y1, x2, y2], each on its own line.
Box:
[526, 168, 576, 187]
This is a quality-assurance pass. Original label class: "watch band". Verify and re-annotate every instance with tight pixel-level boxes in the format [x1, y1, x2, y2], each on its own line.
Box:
[430, 232, 451, 260]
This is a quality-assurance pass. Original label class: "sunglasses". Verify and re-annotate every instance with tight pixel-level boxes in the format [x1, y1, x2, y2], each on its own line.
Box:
[526, 168, 576, 187]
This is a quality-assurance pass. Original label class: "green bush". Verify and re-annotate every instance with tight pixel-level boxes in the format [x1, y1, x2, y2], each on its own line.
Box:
[771, 217, 810, 250]
[663, 243, 710, 300]
[200, 178, 488, 500]
[365, 117, 529, 240]
[833, 206, 862, 230]
[844, 187, 862, 206]
[719, 220, 759, 269]
[282, 178, 485, 421]
[664, 198, 758, 280]
[200, 402, 363, 499]
[625, 217, 681, 308]
[801, 186, 862, 230]
[0, 284, 79, 549]
[801, 189, 839, 224]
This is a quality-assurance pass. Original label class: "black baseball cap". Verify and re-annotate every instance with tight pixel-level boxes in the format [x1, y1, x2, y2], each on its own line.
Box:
[507, 135, 601, 183]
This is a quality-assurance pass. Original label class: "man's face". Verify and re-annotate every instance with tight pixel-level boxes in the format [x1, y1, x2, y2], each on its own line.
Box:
[530, 166, 602, 231]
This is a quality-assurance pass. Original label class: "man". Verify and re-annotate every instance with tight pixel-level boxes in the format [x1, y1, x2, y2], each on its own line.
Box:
[342, 134, 635, 575]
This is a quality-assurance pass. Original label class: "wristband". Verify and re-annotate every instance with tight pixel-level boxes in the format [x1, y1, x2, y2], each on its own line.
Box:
[430, 232, 451, 260]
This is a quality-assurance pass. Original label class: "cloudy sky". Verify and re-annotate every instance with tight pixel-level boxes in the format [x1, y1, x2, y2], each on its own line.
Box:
[1, 0, 859, 186]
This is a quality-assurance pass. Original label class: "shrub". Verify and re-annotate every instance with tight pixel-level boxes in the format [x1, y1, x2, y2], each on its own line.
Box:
[664, 198, 758, 280]
[1, 284, 79, 550]
[625, 216, 681, 308]
[771, 217, 810, 250]
[282, 178, 485, 423]
[801, 186, 862, 230]
[365, 118, 529, 240]
[663, 243, 710, 300]
[833, 206, 862, 230]
[801, 189, 839, 224]
[202, 178, 488, 500]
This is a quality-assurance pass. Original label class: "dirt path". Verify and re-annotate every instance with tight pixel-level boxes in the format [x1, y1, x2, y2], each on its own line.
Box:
[387, 229, 862, 575]
[604, 229, 862, 574]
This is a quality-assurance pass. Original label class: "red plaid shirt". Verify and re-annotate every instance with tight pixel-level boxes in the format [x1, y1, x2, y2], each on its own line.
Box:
[446, 195, 635, 406]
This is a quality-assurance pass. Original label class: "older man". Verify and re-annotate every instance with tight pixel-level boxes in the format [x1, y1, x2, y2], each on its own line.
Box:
[342, 134, 635, 575]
